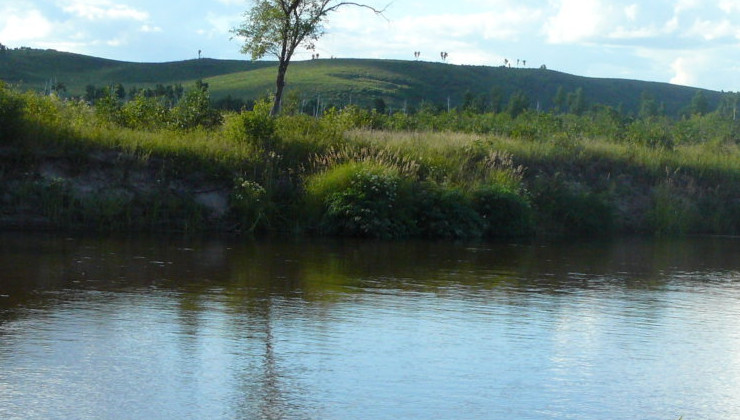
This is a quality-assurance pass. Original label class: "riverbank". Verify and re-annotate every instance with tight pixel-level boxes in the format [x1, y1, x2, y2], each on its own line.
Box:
[3, 84, 740, 238]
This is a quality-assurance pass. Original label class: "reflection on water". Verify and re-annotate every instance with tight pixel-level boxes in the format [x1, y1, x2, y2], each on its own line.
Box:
[2, 233, 740, 419]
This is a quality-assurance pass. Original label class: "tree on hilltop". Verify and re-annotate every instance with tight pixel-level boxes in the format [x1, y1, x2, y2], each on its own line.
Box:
[231, 0, 387, 116]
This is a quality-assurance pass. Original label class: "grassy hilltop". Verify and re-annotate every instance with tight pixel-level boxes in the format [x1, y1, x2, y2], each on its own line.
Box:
[0, 48, 723, 116]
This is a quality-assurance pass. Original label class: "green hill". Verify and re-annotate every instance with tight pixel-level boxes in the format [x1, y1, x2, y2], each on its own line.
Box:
[0, 47, 722, 116]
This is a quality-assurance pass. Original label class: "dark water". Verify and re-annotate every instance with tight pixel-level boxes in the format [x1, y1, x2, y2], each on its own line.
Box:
[1, 233, 740, 420]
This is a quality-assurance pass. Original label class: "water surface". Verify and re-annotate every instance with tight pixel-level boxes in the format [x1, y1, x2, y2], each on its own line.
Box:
[1, 233, 740, 419]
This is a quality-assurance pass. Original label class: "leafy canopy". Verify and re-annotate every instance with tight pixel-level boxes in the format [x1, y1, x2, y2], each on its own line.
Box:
[233, 0, 383, 62]
[232, 0, 386, 115]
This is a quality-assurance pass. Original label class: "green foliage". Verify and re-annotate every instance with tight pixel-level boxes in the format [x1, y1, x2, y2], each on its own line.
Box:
[0, 82, 25, 143]
[472, 186, 534, 238]
[227, 97, 276, 148]
[412, 182, 483, 239]
[119, 92, 170, 130]
[0, 48, 724, 118]
[625, 118, 674, 150]
[507, 91, 530, 119]
[305, 162, 412, 238]
[649, 179, 699, 235]
[690, 90, 709, 116]
[93, 82, 222, 131]
[231, 177, 267, 232]
[6, 83, 740, 239]
[170, 86, 223, 130]
[530, 176, 614, 236]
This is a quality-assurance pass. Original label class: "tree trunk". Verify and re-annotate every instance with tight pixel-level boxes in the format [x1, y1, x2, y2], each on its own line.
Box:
[271, 61, 289, 116]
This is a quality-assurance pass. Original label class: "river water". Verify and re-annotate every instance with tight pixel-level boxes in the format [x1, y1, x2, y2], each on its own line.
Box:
[1, 233, 740, 419]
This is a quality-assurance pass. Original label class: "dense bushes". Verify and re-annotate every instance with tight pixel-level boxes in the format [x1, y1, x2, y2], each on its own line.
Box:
[472, 186, 533, 238]
[305, 162, 410, 238]
[4, 83, 740, 238]
[95, 82, 222, 131]
[303, 161, 533, 239]
[0, 82, 24, 143]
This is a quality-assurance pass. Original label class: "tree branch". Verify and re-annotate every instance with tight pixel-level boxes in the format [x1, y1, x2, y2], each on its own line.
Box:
[326, 1, 392, 21]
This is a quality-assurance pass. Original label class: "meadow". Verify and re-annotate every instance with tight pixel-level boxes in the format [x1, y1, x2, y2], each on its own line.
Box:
[3, 80, 740, 239]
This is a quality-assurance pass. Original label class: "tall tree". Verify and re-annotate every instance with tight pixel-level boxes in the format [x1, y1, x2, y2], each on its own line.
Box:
[232, 0, 386, 116]
[507, 91, 529, 118]
[567, 87, 587, 116]
[553, 86, 566, 114]
[690, 90, 709, 116]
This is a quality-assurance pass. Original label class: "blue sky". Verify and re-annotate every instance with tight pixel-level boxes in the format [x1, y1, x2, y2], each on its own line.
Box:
[2, 0, 740, 91]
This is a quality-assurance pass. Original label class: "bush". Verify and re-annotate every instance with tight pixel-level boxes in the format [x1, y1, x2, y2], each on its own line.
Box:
[94, 87, 124, 126]
[305, 162, 413, 238]
[472, 186, 533, 238]
[119, 93, 170, 130]
[625, 119, 674, 150]
[230, 98, 276, 149]
[0, 83, 25, 144]
[531, 176, 614, 236]
[649, 181, 699, 235]
[412, 182, 484, 239]
[230, 177, 267, 232]
[171, 86, 223, 130]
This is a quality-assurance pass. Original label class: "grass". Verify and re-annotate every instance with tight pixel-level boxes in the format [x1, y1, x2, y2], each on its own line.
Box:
[3, 82, 740, 238]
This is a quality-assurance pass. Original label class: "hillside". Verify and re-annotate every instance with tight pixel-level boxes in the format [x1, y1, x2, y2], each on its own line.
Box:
[0, 48, 722, 116]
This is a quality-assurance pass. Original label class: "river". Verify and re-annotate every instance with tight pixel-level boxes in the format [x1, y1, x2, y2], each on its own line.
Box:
[1, 233, 740, 419]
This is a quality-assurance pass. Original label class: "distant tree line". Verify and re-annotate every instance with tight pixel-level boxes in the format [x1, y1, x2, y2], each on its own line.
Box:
[84, 83, 185, 105]
[83, 80, 249, 111]
[351, 84, 721, 122]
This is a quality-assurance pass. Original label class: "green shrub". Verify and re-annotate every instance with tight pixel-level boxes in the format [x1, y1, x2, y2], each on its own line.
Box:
[649, 181, 699, 235]
[171, 86, 223, 130]
[625, 119, 674, 150]
[531, 176, 614, 236]
[412, 182, 483, 239]
[305, 162, 413, 238]
[231, 177, 267, 232]
[472, 186, 533, 238]
[94, 87, 123, 125]
[119, 93, 170, 130]
[0, 83, 25, 144]
[231, 99, 276, 149]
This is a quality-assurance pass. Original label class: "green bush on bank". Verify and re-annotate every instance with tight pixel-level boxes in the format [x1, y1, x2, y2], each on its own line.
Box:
[0, 81, 24, 144]
[472, 186, 534, 238]
[303, 159, 534, 240]
[305, 162, 413, 238]
[5, 83, 740, 238]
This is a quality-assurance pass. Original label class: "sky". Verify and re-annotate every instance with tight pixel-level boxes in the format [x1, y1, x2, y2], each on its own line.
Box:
[2, 0, 740, 92]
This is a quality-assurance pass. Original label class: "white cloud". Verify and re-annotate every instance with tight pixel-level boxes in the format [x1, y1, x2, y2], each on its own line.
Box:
[106, 37, 125, 47]
[664, 16, 680, 33]
[625, 4, 639, 21]
[674, 0, 701, 14]
[0, 8, 54, 42]
[608, 25, 662, 40]
[670, 56, 701, 86]
[719, 0, 740, 14]
[60, 0, 149, 21]
[140, 24, 162, 33]
[686, 18, 740, 40]
[544, 0, 612, 44]
[321, 3, 542, 62]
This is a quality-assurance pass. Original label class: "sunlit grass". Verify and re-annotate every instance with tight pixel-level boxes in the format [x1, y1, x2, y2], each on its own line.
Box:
[5, 82, 740, 237]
